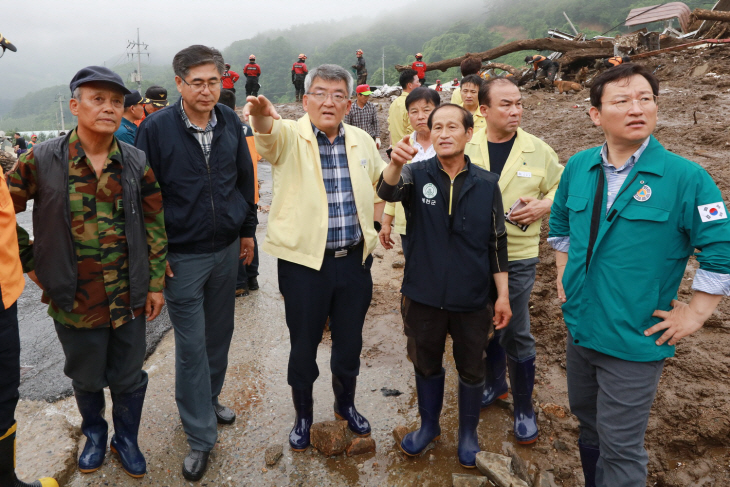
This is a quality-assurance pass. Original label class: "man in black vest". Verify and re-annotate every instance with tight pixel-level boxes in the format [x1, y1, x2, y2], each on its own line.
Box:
[9, 66, 167, 479]
[377, 103, 511, 468]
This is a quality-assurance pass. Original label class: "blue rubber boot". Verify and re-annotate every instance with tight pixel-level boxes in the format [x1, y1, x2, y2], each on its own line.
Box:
[109, 384, 147, 478]
[457, 377, 485, 468]
[289, 387, 313, 451]
[507, 355, 539, 444]
[400, 369, 445, 456]
[481, 332, 508, 408]
[579, 441, 600, 487]
[332, 376, 371, 437]
[73, 388, 108, 473]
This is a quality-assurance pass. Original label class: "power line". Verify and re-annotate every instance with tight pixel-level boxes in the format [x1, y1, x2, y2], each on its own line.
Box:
[127, 28, 149, 92]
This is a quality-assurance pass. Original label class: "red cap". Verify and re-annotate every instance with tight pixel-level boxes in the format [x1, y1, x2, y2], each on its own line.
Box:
[355, 84, 372, 95]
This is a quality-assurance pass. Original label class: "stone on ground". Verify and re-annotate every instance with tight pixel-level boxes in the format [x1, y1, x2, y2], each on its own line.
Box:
[452, 473, 490, 487]
[346, 437, 376, 456]
[310, 420, 349, 456]
[265, 444, 283, 466]
[475, 451, 529, 487]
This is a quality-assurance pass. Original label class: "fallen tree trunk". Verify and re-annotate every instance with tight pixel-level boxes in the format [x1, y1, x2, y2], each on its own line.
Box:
[690, 8, 730, 24]
[482, 62, 520, 75]
[394, 37, 615, 72]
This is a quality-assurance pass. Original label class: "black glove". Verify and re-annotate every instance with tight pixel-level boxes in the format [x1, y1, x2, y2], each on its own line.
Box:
[374, 221, 382, 233]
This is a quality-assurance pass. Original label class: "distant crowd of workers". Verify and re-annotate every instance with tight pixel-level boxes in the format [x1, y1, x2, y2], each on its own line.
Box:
[1, 28, 724, 487]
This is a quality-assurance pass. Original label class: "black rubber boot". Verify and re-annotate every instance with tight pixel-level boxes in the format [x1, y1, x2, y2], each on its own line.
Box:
[399, 369, 444, 456]
[579, 441, 600, 487]
[507, 355, 539, 444]
[0, 422, 59, 487]
[109, 384, 147, 478]
[481, 332, 509, 408]
[457, 377, 485, 468]
[289, 387, 313, 451]
[74, 388, 108, 473]
[332, 375, 371, 437]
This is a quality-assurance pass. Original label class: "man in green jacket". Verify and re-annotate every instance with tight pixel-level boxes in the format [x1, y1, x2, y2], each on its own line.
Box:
[549, 63, 730, 487]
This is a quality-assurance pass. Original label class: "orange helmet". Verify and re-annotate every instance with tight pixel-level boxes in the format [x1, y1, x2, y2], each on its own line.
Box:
[249, 54, 256, 60]
[356, 49, 363, 55]
[298, 53, 306, 59]
[416, 53, 423, 59]
[436, 79, 440, 83]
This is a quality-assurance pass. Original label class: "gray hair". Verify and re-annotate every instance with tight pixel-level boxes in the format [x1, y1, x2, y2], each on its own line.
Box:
[72, 87, 81, 100]
[304, 64, 353, 96]
[172, 44, 225, 79]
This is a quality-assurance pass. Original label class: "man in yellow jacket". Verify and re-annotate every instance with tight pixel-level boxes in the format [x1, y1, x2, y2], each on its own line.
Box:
[387, 69, 419, 147]
[465, 78, 563, 444]
[244, 64, 386, 453]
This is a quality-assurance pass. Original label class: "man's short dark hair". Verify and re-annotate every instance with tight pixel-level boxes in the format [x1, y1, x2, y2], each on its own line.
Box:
[460, 74, 483, 90]
[478, 77, 518, 107]
[172, 45, 225, 79]
[399, 69, 418, 89]
[218, 89, 236, 110]
[460, 57, 482, 77]
[427, 103, 474, 132]
[590, 63, 659, 110]
[405, 87, 441, 110]
[14, 132, 20, 136]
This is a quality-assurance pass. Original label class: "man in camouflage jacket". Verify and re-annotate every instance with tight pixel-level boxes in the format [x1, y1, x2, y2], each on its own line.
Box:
[8, 66, 167, 479]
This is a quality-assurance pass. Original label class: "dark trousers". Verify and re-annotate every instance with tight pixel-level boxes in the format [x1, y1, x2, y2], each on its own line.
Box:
[278, 248, 373, 389]
[236, 235, 259, 289]
[0, 303, 20, 432]
[566, 331, 664, 487]
[54, 313, 148, 394]
[356, 74, 368, 86]
[401, 296, 493, 385]
[293, 79, 305, 99]
[245, 77, 260, 97]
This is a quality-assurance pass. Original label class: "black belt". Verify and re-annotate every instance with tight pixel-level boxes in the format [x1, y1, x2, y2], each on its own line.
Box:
[324, 241, 363, 258]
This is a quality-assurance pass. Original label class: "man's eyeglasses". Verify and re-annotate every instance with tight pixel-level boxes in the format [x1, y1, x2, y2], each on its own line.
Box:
[306, 92, 348, 103]
[606, 95, 657, 112]
[181, 78, 221, 92]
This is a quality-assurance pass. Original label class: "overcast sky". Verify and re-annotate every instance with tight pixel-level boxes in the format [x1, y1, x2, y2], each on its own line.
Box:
[0, 0, 482, 98]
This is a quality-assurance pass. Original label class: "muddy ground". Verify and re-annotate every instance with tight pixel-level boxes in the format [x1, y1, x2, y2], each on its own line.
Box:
[278, 44, 730, 486]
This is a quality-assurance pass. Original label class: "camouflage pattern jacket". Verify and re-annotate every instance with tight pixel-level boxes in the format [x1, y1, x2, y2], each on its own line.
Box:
[9, 130, 167, 329]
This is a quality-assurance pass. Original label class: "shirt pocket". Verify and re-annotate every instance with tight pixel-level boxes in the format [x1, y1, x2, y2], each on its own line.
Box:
[69, 192, 84, 213]
[618, 205, 670, 223]
[566, 194, 588, 213]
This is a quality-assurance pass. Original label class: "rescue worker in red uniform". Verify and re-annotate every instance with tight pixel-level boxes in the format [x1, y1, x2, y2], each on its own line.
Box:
[243, 54, 261, 97]
[435, 79, 443, 92]
[525, 54, 558, 82]
[291, 54, 308, 102]
[412, 53, 427, 86]
[352, 49, 367, 85]
[221, 63, 240, 93]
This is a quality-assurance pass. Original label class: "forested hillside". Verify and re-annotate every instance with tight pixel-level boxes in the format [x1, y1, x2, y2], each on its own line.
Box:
[3, 0, 713, 131]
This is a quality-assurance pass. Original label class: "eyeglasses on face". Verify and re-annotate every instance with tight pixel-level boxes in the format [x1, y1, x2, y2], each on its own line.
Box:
[305, 92, 348, 103]
[605, 94, 657, 112]
[181, 78, 221, 92]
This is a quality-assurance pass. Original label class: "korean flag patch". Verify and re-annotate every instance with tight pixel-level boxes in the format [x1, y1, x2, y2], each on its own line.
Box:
[698, 202, 727, 222]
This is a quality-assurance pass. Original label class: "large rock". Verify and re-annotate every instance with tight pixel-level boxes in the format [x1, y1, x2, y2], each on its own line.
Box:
[310, 420, 349, 456]
[511, 450, 532, 486]
[346, 437, 376, 456]
[475, 451, 529, 487]
[452, 473, 490, 487]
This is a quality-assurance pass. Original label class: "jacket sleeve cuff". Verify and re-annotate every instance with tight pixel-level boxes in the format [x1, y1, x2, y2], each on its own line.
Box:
[692, 269, 730, 296]
[548, 236, 570, 252]
[384, 202, 396, 216]
[149, 278, 164, 293]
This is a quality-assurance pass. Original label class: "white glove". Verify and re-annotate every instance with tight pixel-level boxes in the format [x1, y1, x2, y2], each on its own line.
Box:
[375, 137, 381, 149]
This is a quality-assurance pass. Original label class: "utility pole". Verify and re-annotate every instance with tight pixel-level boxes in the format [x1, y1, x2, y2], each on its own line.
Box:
[57, 93, 66, 132]
[382, 47, 385, 86]
[127, 28, 149, 92]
